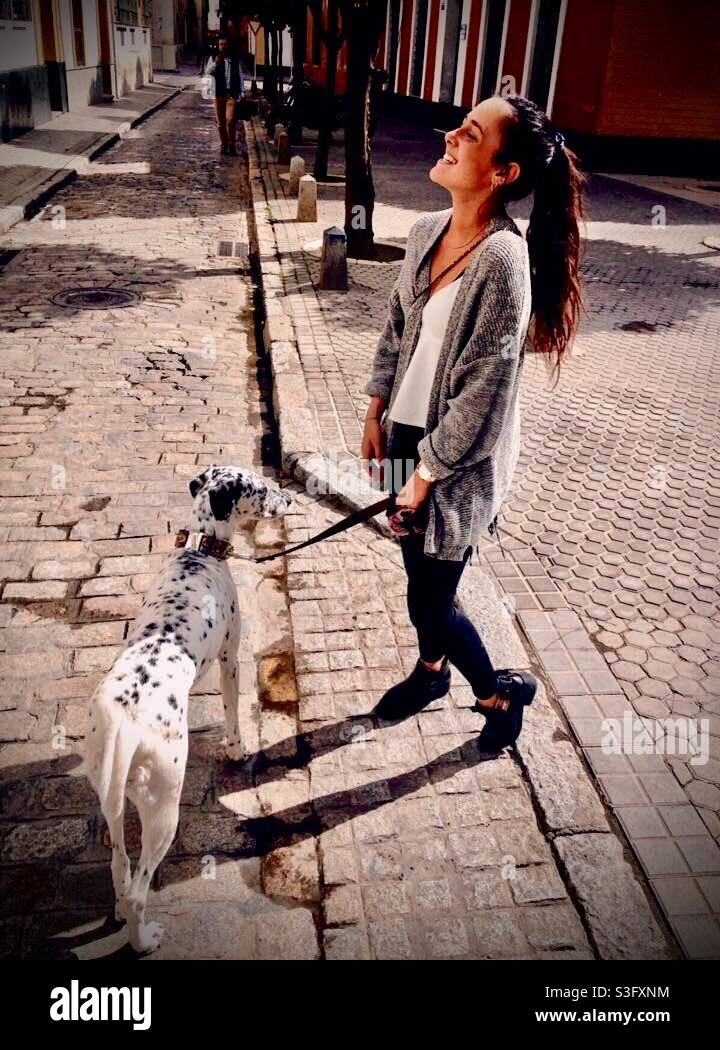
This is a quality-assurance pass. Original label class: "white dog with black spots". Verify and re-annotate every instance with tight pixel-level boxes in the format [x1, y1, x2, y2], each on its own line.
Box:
[83, 466, 291, 953]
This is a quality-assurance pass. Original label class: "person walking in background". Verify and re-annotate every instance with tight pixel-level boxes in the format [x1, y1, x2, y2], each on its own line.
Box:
[362, 94, 586, 752]
[205, 37, 246, 156]
[198, 28, 219, 75]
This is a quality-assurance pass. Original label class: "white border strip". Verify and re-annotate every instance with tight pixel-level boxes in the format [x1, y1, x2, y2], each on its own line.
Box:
[472, 0, 489, 104]
[521, 0, 539, 96]
[431, 0, 448, 101]
[453, 0, 473, 106]
[407, 0, 420, 95]
[420, 0, 431, 95]
[496, 0, 511, 93]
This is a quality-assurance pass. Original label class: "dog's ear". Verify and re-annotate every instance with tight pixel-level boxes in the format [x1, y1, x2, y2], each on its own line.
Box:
[208, 483, 237, 521]
[189, 469, 211, 499]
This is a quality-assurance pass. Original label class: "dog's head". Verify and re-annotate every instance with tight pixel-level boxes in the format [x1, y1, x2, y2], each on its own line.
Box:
[188, 466, 292, 535]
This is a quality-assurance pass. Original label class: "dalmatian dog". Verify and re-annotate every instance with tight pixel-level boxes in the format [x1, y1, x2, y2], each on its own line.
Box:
[83, 466, 291, 953]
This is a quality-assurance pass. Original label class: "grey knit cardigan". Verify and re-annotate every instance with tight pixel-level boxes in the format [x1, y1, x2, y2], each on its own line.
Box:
[364, 206, 532, 562]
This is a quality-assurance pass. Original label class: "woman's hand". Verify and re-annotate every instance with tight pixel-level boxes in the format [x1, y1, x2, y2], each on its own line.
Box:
[389, 471, 433, 536]
[361, 400, 386, 482]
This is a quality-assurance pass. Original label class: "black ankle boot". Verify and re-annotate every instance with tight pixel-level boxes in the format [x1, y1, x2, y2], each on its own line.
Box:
[475, 668, 537, 751]
[373, 656, 451, 722]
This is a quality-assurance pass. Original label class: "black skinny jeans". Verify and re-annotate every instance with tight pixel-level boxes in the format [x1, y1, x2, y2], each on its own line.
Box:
[387, 422, 499, 701]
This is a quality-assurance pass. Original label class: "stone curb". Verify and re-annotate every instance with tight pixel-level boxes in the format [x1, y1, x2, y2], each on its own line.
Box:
[0, 85, 183, 235]
[245, 116, 678, 960]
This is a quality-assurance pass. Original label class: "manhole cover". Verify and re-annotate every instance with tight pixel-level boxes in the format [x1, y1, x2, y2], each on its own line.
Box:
[218, 240, 248, 260]
[51, 288, 140, 309]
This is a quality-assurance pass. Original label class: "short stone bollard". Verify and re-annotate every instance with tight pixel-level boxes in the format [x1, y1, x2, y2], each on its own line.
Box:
[319, 226, 348, 291]
[277, 131, 291, 165]
[288, 155, 305, 195]
[297, 174, 318, 222]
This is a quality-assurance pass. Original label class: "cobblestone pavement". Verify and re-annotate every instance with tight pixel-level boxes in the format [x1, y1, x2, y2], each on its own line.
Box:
[0, 79, 319, 959]
[256, 116, 720, 958]
[278, 488, 599, 960]
[0, 82, 180, 232]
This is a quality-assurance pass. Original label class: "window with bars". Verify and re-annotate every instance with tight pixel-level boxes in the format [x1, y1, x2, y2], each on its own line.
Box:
[1, 0, 32, 19]
[409, 0, 429, 98]
[115, 0, 140, 26]
[142, 0, 152, 28]
[71, 0, 86, 65]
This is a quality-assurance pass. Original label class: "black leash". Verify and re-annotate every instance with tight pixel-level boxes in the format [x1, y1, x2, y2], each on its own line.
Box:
[237, 493, 397, 563]
[232, 493, 509, 565]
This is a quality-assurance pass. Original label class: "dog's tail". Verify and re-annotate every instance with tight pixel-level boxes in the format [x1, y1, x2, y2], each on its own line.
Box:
[97, 716, 139, 822]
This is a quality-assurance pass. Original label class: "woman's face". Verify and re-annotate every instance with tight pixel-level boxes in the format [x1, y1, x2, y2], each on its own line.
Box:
[429, 96, 517, 199]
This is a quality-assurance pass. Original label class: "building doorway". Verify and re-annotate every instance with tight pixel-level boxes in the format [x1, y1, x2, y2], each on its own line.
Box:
[96, 0, 114, 98]
[438, 0, 462, 104]
[476, 0, 508, 102]
[38, 0, 67, 114]
[387, 0, 401, 93]
[525, 0, 567, 114]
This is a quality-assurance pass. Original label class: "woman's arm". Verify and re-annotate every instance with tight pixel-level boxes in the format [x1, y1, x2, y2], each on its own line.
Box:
[361, 396, 387, 480]
[365, 394, 386, 422]
[363, 282, 405, 404]
[416, 238, 530, 481]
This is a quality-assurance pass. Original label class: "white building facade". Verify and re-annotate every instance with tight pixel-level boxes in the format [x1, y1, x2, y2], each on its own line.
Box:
[0, 0, 154, 140]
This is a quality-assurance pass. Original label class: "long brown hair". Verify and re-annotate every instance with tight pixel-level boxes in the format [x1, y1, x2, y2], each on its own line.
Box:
[495, 94, 587, 385]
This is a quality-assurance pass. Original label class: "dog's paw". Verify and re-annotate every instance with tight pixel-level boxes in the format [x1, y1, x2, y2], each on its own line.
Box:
[131, 921, 164, 954]
[226, 741, 246, 762]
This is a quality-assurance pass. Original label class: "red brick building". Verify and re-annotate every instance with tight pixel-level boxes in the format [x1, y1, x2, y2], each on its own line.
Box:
[304, 0, 720, 172]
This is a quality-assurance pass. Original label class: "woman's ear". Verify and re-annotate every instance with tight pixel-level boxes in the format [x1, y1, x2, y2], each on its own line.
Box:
[500, 160, 521, 189]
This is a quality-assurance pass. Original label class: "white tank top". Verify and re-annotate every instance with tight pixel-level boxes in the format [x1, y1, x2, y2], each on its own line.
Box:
[387, 277, 462, 428]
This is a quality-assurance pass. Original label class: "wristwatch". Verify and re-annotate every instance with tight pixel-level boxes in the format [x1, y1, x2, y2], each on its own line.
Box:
[416, 460, 437, 483]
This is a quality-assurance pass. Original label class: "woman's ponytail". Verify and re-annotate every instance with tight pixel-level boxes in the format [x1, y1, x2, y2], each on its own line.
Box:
[495, 96, 587, 386]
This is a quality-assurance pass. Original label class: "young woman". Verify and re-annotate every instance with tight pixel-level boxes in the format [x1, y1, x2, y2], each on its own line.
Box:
[361, 94, 586, 750]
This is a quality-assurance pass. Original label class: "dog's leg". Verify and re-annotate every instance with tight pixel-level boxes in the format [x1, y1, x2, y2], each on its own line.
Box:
[105, 810, 131, 922]
[221, 632, 244, 761]
[123, 794, 180, 953]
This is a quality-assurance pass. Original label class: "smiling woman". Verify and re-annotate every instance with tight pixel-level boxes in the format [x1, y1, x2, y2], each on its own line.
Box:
[360, 91, 587, 749]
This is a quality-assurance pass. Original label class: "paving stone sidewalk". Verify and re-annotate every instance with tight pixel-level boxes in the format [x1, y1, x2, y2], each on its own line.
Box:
[249, 114, 720, 959]
[0, 81, 183, 235]
[0, 78, 319, 959]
